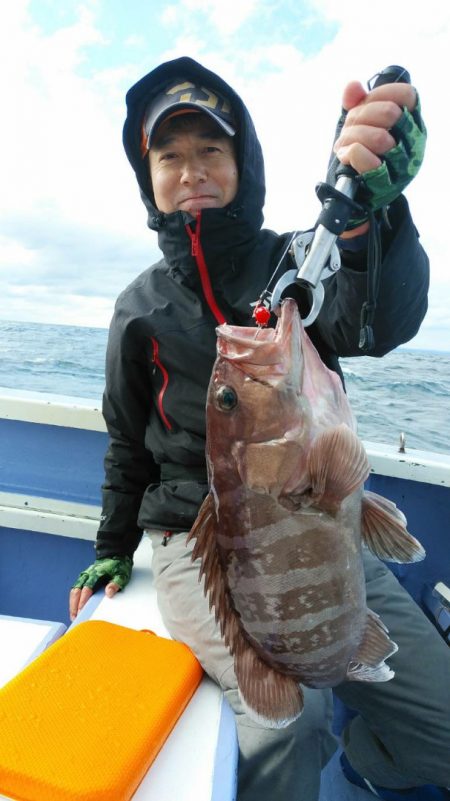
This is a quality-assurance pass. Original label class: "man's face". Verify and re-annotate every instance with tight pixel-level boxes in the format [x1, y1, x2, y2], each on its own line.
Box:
[149, 116, 238, 216]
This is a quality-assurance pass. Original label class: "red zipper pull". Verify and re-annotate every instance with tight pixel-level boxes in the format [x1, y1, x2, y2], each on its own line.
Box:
[184, 211, 226, 325]
[150, 337, 173, 431]
[190, 210, 201, 256]
[151, 337, 158, 365]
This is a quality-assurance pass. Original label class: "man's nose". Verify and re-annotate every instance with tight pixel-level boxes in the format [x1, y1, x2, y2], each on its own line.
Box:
[180, 158, 207, 183]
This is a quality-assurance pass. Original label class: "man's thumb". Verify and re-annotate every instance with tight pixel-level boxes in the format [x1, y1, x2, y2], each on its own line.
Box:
[342, 81, 367, 112]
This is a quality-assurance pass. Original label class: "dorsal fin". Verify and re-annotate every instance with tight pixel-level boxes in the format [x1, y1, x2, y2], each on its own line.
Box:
[187, 493, 242, 653]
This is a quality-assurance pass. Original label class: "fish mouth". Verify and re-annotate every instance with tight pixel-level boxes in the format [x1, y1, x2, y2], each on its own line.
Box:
[217, 299, 301, 367]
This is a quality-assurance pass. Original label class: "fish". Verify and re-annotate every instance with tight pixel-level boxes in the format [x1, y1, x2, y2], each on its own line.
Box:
[188, 298, 425, 728]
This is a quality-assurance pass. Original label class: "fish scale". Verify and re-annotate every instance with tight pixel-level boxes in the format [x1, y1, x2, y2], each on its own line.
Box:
[188, 298, 426, 728]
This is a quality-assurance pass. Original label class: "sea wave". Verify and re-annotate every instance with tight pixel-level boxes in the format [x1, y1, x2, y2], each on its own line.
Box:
[1, 320, 449, 455]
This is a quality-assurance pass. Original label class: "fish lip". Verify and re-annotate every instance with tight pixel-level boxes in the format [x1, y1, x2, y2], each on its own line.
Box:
[217, 324, 276, 346]
[220, 298, 303, 342]
[276, 297, 300, 336]
[216, 298, 301, 369]
[218, 298, 300, 342]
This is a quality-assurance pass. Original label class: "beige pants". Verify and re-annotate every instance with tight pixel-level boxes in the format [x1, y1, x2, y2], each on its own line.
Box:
[149, 532, 450, 799]
[150, 531, 339, 801]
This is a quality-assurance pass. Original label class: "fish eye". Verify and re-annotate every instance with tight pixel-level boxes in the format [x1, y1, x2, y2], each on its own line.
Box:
[216, 385, 238, 411]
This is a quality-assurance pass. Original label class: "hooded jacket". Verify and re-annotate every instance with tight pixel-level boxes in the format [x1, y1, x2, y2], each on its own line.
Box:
[96, 57, 429, 559]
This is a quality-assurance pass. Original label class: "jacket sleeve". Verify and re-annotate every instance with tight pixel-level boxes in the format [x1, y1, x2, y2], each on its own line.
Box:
[95, 304, 160, 560]
[314, 196, 430, 357]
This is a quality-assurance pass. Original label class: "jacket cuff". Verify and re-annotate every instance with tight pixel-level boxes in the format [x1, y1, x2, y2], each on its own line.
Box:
[338, 231, 369, 253]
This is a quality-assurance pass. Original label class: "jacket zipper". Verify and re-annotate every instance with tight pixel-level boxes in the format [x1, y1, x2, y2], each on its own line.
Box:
[185, 211, 227, 325]
[151, 337, 172, 431]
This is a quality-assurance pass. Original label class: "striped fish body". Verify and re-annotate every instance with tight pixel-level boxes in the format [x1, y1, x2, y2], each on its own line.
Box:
[219, 485, 367, 688]
[189, 299, 425, 727]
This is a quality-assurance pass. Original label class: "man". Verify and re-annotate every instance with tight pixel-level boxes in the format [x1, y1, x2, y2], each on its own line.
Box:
[70, 57, 450, 800]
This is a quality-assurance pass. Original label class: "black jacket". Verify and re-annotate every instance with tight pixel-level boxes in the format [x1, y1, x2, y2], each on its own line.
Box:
[96, 57, 429, 559]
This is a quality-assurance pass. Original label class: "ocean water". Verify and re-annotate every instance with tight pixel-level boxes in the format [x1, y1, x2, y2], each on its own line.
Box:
[0, 319, 449, 455]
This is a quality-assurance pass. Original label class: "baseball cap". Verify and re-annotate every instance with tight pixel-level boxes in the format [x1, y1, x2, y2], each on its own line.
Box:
[142, 80, 236, 152]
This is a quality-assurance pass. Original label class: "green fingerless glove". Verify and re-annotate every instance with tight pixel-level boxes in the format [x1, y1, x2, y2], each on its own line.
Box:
[348, 97, 427, 229]
[72, 555, 133, 592]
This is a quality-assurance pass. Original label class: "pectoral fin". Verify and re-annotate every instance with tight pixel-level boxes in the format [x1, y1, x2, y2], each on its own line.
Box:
[362, 490, 425, 563]
[346, 609, 398, 683]
[308, 423, 370, 506]
[234, 643, 304, 729]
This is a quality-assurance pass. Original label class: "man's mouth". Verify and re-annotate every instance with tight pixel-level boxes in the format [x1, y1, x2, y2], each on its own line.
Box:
[180, 195, 216, 203]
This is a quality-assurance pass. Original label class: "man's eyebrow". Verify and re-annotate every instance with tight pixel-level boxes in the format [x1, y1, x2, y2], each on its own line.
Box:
[152, 130, 226, 151]
[152, 134, 176, 150]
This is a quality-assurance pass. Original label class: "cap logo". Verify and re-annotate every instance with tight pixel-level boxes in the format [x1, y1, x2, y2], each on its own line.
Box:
[166, 81, 232, 114]
[141, 79, 235, 158]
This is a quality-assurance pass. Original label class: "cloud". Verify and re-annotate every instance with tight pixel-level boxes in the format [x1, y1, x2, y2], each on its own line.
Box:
[176, 0, 259, 36]
[1, 207, 158, 326]
[1, 0, 449, 351]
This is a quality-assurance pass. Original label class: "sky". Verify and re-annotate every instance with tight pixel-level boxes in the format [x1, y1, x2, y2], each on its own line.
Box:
[1, 0, 449, 351]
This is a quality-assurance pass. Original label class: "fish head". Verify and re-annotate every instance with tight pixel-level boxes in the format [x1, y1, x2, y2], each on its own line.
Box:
[206, 298, 356, 497]
[210, 297, 305, 439]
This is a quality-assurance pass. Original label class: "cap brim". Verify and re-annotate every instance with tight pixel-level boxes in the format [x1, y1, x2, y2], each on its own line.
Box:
[146, 102, 235, 148]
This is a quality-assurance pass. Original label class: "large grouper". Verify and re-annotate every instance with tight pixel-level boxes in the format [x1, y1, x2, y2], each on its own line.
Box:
[188, 298, 425, 728]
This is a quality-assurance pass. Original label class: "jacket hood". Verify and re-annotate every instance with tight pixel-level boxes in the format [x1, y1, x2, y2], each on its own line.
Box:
[122, 56, 266, 257]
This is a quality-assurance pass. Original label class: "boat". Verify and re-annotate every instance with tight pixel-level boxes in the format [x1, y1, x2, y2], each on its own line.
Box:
[0, 386, 449, 800]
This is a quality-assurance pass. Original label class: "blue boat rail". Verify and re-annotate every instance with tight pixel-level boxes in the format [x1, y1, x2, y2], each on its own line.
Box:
[0, 384, 449, 628]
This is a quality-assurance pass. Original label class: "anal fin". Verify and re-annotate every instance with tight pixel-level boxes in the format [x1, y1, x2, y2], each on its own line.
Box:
[234, 644, 304, 729]
[362, 490, 425, 563]
[346, 609, 398, 683]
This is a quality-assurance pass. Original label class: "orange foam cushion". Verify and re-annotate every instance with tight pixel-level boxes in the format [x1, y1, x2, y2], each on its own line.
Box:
[0, 620, 203, 801]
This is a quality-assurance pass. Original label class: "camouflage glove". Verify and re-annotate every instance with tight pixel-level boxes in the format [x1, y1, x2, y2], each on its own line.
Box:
[72, 555, 133, 593]
[328, 97, 427, 230]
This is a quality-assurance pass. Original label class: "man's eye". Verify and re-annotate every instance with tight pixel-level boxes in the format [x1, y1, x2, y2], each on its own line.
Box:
[160, 152, 177, 162]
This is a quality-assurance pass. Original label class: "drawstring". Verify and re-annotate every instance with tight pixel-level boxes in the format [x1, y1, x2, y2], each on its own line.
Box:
[359, 210, 382, 352]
